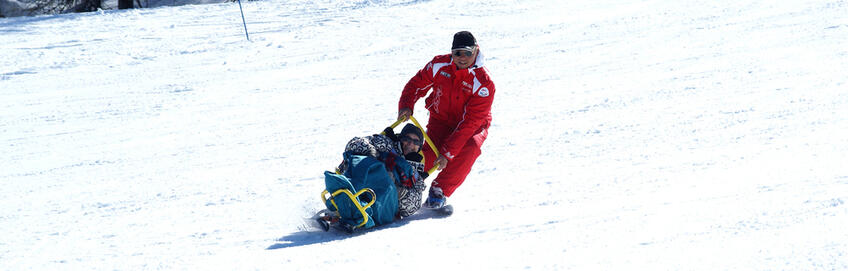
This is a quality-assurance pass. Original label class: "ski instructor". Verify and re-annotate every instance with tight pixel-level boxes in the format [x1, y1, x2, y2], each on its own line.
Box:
[397, 31, 495, 209]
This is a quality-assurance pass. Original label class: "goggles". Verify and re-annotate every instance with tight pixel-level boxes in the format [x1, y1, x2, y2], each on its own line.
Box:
[452, 49, 474, 57]
[400, 136, 423, 146]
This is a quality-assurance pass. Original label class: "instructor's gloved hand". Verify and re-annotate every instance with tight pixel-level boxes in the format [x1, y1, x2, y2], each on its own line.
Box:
[398, 108, 412, 121]
[434, 155, 448, 170]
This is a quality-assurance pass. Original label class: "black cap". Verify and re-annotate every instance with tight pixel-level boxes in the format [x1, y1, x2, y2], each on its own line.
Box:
[452, 31, 477, 50]
[400, 123, 424, 146]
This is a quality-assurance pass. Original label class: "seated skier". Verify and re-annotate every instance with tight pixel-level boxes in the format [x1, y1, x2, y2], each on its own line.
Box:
[339, 123, 427, 218]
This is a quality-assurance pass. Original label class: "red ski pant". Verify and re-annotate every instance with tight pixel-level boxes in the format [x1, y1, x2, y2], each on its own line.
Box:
[422, 121, 488, 197]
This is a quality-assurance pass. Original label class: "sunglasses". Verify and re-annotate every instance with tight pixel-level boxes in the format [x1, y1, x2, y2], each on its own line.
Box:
[400, 136, 422, 146]
[452, 50, 474, 57]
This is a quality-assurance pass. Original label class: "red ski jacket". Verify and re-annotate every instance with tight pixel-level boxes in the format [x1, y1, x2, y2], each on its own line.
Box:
[398, 50, 495, 160]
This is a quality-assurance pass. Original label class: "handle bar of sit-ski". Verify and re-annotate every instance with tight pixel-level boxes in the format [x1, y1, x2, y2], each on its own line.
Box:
[383, 116, 441, 175]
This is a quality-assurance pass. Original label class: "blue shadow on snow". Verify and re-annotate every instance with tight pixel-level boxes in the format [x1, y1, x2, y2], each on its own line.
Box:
[266, 208, 450, 250]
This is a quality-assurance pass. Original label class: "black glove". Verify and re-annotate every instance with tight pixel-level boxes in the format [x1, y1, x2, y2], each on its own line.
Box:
[404, 152, 423, 163]
[383, 127, 399, 141]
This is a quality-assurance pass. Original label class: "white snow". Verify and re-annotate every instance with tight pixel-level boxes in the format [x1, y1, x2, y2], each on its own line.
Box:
[2, 0, 848, 269]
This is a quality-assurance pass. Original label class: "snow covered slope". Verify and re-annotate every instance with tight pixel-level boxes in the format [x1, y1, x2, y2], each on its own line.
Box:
[2, 0, 847, 269]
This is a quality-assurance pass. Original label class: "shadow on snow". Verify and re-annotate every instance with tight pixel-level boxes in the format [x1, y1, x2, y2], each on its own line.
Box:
[266, 208, 450, 250]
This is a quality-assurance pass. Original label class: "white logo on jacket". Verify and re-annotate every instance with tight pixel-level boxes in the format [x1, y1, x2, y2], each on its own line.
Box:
[477, 87, 490, 98]
[430, 87, 442, 113]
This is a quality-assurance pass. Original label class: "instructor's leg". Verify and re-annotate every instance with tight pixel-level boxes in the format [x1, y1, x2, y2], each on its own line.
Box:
[432, 129, 487, 197]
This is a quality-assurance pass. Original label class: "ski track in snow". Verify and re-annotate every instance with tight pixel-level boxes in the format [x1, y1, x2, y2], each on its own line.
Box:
[2, 0, 848, 269]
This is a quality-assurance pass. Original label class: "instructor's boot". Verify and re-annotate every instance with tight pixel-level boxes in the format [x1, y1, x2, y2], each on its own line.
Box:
[424, 186, 447, 209]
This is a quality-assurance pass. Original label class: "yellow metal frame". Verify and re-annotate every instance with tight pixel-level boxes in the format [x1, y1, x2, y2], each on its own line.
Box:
[321, 188, 377, 229]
